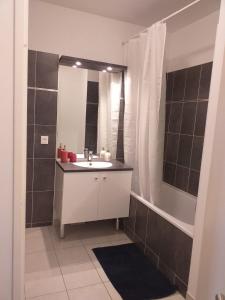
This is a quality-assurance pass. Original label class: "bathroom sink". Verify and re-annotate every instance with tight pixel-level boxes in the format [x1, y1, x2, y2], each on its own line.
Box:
[73, 161, 113, 168]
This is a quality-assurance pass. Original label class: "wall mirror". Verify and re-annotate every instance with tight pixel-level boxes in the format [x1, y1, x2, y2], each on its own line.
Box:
[57, 56, 127, 157]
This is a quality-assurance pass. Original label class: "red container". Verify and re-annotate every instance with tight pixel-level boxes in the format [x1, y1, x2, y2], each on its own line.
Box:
[69, 153, 77, 162]
[57, 148, 62, 158]
[61, 150, 69, 163]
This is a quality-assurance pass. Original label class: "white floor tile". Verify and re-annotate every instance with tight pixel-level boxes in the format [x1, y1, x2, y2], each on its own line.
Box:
[26, 227, 54, 254]
[25, 251, 65, 298]
[27, 291, 69, 300]
[68, 284, 111, 300]
[48, 225, 82, 250]
[104, 282, 122, 300]
[56, 246, 101, 290]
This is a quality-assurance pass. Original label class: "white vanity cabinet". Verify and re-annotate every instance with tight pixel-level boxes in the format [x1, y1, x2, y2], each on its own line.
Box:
[55, 164, 132, 237]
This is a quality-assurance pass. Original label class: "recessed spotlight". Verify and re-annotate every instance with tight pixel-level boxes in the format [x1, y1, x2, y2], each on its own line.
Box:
[76, 61, 82, 66]
[102, 70, 107, 73]
[72, 65, 77, 68]
[107, 66, 112, 71]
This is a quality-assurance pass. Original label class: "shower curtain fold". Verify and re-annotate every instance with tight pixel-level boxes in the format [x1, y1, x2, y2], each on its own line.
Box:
[124, 22, 166, 203]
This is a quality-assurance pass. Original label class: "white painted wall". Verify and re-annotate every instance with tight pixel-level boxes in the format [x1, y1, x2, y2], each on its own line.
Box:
[58, 66, 88, 152]
[28, 0, 143, 64]
[0, 0, 27, 299]
[166, 11, 219, 72]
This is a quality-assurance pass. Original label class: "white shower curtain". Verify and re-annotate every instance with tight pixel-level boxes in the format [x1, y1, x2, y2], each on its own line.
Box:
[97, 72, 122, 158]
[124, 22, 166, 203]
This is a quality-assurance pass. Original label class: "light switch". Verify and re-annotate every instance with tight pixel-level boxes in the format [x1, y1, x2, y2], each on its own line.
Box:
[41, 136, 49, 144]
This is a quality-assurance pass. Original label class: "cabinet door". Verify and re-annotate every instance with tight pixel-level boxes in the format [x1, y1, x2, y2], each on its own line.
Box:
[98, 171, 132, 220]
[62, 172, 100, 224]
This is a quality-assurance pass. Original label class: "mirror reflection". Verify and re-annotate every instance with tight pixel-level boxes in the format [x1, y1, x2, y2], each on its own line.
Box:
[57, 59, 124, 159]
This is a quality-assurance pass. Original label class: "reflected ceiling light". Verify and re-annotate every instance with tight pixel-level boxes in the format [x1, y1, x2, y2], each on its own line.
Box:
[76, 61, 82, 66]
[107, 66, 112, 71]
[102, 70, 107, 73]
[72, 65, 77, 68]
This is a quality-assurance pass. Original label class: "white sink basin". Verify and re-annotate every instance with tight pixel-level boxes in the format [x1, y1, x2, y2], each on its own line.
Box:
[76, 154, 98, 159]
[74, 161, 113, 169]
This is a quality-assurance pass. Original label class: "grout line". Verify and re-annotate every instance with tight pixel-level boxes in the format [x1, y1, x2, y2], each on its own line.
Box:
[174, 70, 187, 187]
[187, 65, 203, 193]
[30, 51, 37, 227]
[166, 98, 208, 104]
[28, 86, 58, 92]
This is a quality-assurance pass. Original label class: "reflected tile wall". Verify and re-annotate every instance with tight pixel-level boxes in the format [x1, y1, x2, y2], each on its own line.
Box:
[26, 50, 59, 228]
[164, 62, 212, 196]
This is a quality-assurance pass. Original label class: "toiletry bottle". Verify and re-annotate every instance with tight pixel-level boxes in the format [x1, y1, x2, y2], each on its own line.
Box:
[104, 150, 111, 162]
[57, 143, 63, 158]
[100, 147, 106, 159]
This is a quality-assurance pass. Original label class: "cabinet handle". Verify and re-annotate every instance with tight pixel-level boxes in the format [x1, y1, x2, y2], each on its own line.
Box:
[103, 177, 107, 180]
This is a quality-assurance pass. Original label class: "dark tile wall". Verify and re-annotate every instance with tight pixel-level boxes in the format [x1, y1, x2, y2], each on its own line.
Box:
[164, 62, 212, 196]
[123, 195, 193, 297]
[26, 50, 59, 228]
[85, 81, 99, 153]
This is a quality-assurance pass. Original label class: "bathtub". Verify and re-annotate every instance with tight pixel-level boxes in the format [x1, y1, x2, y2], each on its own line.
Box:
[131, 182, 196, 238]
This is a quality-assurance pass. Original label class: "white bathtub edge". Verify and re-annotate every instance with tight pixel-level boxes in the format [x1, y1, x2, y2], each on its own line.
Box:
[131, 191, 194, 238]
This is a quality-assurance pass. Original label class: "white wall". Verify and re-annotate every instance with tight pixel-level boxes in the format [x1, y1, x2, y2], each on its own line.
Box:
[166, 11, 219, 72]
[0, 0, 27, 299]
[58, 66, 88, 152]
[28, 0, 143, 64]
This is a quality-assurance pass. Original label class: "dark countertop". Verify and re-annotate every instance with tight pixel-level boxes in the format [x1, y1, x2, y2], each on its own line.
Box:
[56, 159, 133, 173]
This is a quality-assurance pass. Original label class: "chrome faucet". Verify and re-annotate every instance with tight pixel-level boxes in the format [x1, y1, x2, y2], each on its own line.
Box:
[87, 150, 93, 162]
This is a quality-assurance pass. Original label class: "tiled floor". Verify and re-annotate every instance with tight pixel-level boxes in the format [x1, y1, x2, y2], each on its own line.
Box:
[25, 221, 184, 300]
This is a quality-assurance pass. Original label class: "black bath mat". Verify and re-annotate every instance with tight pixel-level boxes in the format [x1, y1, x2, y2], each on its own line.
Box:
[93, 243, 176, 300]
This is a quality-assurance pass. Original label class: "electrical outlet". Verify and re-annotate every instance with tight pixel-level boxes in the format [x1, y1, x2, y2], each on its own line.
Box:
[41, 136, 49, 145]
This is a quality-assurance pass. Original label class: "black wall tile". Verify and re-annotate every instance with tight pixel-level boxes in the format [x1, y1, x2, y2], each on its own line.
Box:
[85, 125, 97, 153]
[87, 81, 99, 103]
[116, 130, 124, 160]
[26, 192, 32, 225]
[135, 201, 148, 242]
[28, 50, 36, 87]
[174, 166, 189, 191]
[188, 170, 200, 196]
[33, 159, 55, 191]
[36, 52, 58, 90]
[166, 133, 179, 163]
[168, 103, 182, 133]
[26, 159, 33, 191]
[35, 90, 57, 125]
[177, 135, 193, 167]
[166, 73, 173, 101]
[163, 163, 176, 185]
[190, 136, 204, 171]
[27, 125, 34, 158]
[32, 191, 54, 223]
[199, 62, 212, 99]
[195, 101, 208, 136]
[184, 66, 201, 100]
[34, 126, 56, 158]
[181, 102, 197, 135]
[126, 195, 137, 233]
[165, 103, 171, 132]
[27, 89, 35, 125]
[86, 104, 98, 126]
[118, 100, 125, 130]
[172, 70, 186, 101]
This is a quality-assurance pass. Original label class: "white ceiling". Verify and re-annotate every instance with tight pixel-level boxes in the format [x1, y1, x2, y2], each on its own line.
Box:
[40, 0, 220, 31]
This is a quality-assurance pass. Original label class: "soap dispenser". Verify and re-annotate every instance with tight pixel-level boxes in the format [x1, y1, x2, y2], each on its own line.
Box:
[100, 147, 106, 159]
[104, 150, 111, 162]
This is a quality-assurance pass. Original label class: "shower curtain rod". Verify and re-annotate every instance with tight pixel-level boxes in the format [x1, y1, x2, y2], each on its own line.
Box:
[122, 0, 201, 45]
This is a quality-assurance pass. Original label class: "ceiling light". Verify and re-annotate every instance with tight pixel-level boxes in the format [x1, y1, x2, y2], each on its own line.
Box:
[107, 66, 113, 71]
[76, 61, 82, 66]
[102, 70, 107, 73]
